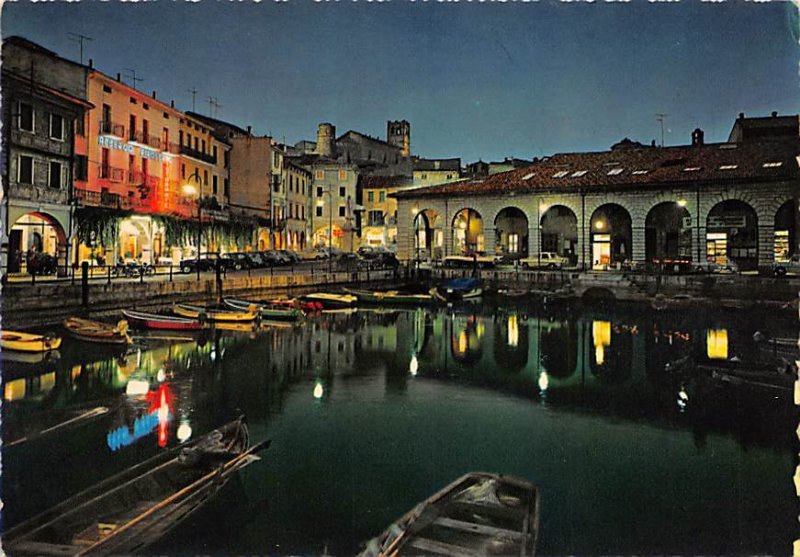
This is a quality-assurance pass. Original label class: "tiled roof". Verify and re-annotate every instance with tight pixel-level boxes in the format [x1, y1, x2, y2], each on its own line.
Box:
[360, 175, 414, 189]
[394, 140, 800, 199]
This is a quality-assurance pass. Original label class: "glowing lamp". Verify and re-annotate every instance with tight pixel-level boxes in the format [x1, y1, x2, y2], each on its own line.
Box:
[595, 221, 605, 230]
[677, 199, 688, 207]
[410, 354, 419, 375]
[182, 183, 198, 196]
[313, 382, 324, 399]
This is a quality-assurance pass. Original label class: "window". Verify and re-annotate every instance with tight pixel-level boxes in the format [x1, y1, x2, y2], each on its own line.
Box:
[763, 162, 783, 168]
[379, 191, 386, 202]
[339, 186, 346, 197]
[570, 170, 588, 177]
[194, 137, 198, 151]
[631, 170, 649, 175]
[302, 206, 305, 220]
[18, 102, 34, 132]
[224, 178, 230, 197]
[339, 169, 347, 181]
[101, 148, 110, 178]
[317, 187, 323, 198]
[49, 113, 65, 140]
[143, 103, 149, 110]
[683, 167, 701, 172]
[103, 84, 112, 93]
[552, 170, 570, 178]
[49, 161, 61, 188]
[316, 206, 323, 217]
[163, 128, 169, 148]
[75, 155, 88, 181]
[522, 172, 535, 180]
[213, 146, 218, 160]
[18, 155, 33, 184]
[203, 170, 208, 185]
[201, 139, 206, 154]
[368, 191, 374, 202]
[181, 164, 186, 179]
[719, 164, 738, 170]
[607, 168, 624, 176]
[76, 114, 85, 136]
[316, 170, 324, 180]
[339, 206, 346, 217]
[129, 115, 136, 140]
[213, 175, 218, 195]
[130, 97, 137, 104]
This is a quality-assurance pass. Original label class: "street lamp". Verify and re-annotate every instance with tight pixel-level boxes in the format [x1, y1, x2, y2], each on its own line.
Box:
[537, 198, 546, 269]
[182, 169, 202, 280]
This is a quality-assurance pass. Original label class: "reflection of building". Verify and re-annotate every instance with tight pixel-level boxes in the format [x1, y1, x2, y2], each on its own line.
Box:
[2, 37, 92, 276]
[396, 113, 800, 272]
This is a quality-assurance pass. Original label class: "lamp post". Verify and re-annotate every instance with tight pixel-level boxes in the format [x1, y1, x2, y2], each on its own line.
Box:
[537, 197, 545, 269]
[182, 169, 202, 281]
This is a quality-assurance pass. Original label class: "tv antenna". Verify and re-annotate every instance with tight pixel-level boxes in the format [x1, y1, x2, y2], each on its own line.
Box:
[67, 32, 93, 65]
[124, 68, 144, 91]
[187, 87, 198, 112]
[655, 113, 668, 147]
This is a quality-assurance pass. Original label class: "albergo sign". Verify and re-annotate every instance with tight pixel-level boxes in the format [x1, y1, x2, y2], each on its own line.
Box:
[98, 135, 164, 162]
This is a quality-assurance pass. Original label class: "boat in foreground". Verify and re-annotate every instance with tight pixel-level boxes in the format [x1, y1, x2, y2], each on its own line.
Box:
[4, 417, 268, 557]
[122, 309, 203, 331]
[0, 331, 62, 353]
[359, 472, 540, 557]
[430, 277, 483, 303]
[300, 292, 358, 309]
[223, 297, 303, 320]
[173, 303, 258, 323]
[63, 317, 132, 345]
[345, 288, 433, 306]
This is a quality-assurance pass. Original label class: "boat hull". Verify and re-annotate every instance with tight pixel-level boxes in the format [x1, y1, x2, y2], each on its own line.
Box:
[173, 304, 257, 323]
[63, 318, 131, 345]
[122, 310, 203, 331]
[345, 289, 433, 306]
[0, 332, 62, 353]
[223, 298, 302, 321]
[300, 293, 357, 309]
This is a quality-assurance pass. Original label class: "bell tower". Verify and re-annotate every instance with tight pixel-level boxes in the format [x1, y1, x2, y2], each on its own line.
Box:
[387, 120, 410, 156]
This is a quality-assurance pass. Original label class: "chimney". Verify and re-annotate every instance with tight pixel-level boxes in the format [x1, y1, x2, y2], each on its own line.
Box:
[170, 100, 174, 108]
[738, 112, 745, 120]
[651, 139, 656, 147]
[116, 73, 121, 82]
[88, 59, 93, 68]
[247, 125, 252, 135]
[152, 90, 157, 99]
[772, 111, 778, 118]
[692, 128, 704, 146]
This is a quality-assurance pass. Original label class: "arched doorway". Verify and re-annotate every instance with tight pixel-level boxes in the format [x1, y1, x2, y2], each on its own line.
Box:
[452, 209, 483, 256]
[8, 213, 67, 275]
[774, 200, 795, 261]
[119, 217, 152, 263]
[313, 224, 344, 249]
[494, 207, 528, 259]
[645, 202, 692, 264]
[541, 205, 578, 264]
[414, 209, 441, 260]
[590, 204, 632, 270]
[706, 200, 758, 270]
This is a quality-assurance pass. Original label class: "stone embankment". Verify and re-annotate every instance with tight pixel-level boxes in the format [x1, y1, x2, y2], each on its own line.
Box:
[2, 269, 399, 328]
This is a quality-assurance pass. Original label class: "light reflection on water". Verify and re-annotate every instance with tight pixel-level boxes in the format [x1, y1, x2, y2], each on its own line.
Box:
[2, 301, 798, 555]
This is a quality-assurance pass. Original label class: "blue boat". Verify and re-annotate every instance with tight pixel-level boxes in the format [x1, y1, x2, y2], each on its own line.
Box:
[430, 277, 483, 302]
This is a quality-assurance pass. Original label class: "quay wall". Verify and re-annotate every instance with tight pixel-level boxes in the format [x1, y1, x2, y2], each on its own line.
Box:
[1, 269, 399, 328]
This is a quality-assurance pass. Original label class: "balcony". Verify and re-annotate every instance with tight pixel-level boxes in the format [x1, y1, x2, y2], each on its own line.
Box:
[130, 131, 162, 150]
[99, 121, 126, 138]
[179, 144, 216, 164]
[100, 166, 126, 182]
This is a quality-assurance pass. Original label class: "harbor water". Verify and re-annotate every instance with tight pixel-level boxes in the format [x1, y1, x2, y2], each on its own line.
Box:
[2, 300, 797, 555]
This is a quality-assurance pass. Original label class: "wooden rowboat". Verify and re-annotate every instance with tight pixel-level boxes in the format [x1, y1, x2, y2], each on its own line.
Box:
[223, 298, 303, 321]
[270, 298, 323, 313]
[0, 330, 62, 353]
[63, 317, 132, 345]
[359, 472, 540, 557]
[299, 292, 357, 309]
[122, 310, 203, 331]
[344, 288, 433, 306]
[3, 417, 269, 557]
[173, 303, 258, 323]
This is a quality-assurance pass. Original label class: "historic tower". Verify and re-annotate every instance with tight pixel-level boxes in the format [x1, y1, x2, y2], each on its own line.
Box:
[316, 123, 336, 158]
[387, 120, 411, 157]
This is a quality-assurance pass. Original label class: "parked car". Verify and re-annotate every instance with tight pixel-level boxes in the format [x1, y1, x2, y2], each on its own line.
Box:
[261, 250, 291, 265]
[443, 253, 500, 269]
[335, 253, 370, 272]
[693, 260, 739, 274]
[279, 250, 302, 263]
[358, 245, 392, 259]
[771, 255, 800, 276]
[302, 248, 329, 260]
[227, 252, 256, 271]
[368, 252, 400, 270]
[519, 252, 569, 269]
[179, 253, 236, 274]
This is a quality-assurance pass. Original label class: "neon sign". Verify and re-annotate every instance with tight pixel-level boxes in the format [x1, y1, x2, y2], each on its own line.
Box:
[98, 136, 164, 162]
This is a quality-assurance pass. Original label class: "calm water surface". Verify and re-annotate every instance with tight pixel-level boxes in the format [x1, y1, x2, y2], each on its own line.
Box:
[2, 300, 797, 555]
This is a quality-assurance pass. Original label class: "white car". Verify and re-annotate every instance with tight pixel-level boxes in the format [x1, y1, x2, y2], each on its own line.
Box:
[520, 252, 569, 269]
[693, 260, 739, 274]
[443, 254, 500, 269]
[771, 255, 800, 276]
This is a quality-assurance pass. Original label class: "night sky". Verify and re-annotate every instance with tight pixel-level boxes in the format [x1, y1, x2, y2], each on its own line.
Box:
[3, 1, 799, 162]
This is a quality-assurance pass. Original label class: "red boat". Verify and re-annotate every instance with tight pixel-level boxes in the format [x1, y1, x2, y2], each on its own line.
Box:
[122, 309, 202, 331]
[271, 298, 323, 313]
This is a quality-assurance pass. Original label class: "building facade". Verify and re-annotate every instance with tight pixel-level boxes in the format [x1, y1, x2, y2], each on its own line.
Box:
[285, 161, 312, 251]
[2, 38, 92, 276]
[396, 116, 800, 272]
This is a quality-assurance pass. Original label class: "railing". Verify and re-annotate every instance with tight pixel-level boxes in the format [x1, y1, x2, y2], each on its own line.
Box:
[130, 131, 162, 150]
[99, 121, 126, 137]
[100, 166, 126, 182]
[179, 144, 216, 164]
[75, 187, 125, 209]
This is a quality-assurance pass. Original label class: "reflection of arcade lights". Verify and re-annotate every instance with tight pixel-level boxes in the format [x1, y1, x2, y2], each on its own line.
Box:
[409, 354, 419, 376]
[177, 419, 193, 442]
[677, 388, 689, 412]
[126, 378, 150, 396]
[707, 329, 728, 360]
[157, 369, 166, 382]
[593, 321, 611, 366]
[508, 314, 519, 347]
[313, 382, 324, 399]
[538, 370, 549, 394]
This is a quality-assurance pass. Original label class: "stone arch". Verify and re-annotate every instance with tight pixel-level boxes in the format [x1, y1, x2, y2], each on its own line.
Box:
[8, 212, 68, 275]
[706, 199, 758, 270]
[451, 208, 484, 256]
[774, 200, 795, 261]
[119, 217, 152, 263]
[589, 203, 632, 270]
[645, 202, 692, 263]
[540, 204, 579, 263]
[494, 207, 529, 258]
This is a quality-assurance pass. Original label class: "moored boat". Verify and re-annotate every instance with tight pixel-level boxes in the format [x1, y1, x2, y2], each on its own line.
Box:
[270, 298, 323, 313]
[223, 297, 303, 320]
[3, 417, 269, 557]
[299, 292, 358, 309]
[173, 303, 258, 323]
[359, 472, 540, 557]
[122, 309, 203, 331]
[0, 330, 62, 353]
[430, 277, 483, 303]
[63, 317, 132, 345]
[345, 288, 433, 306]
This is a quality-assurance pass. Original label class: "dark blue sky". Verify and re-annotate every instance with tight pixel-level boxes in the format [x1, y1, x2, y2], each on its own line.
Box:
[4, 1, 799, 162]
